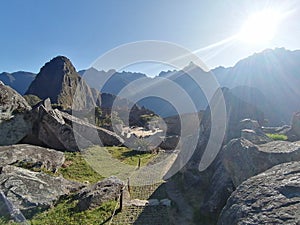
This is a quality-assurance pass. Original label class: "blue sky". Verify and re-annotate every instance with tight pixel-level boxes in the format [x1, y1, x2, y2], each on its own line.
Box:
[0, 0, 299, 75]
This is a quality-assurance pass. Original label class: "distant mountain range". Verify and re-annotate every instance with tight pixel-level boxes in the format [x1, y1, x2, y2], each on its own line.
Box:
[213, 48, 300, 125]
[1, 48, 300, 125]
[0, 71, 35, 94]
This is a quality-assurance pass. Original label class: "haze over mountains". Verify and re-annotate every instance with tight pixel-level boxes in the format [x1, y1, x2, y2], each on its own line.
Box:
[0, 71, 35, 94]
[1, 48, 300, 125]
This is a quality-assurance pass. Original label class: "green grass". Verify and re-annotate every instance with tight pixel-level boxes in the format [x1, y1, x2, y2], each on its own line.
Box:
[30, 198, 117, 225]
[95, 146, 156, 167]
[58, 152, 104, 183]
[266, 133, 288, 141]
[0, 217, 18, 225]
[1, 148, 157, 225]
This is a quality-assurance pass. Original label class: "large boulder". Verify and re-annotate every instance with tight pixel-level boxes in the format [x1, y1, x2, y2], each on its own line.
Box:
[241, 129, 272, 145]
[0, 83, 32, 145]
[61, 110, 125, 147]
[218, 161, 300, 225]
[23, 98, 124, 151]
[223, 138, 300, 187]
[240, 119, 272, 144]
[0, 165, 83, 218]
[0, 144, 65, 172]
[74, 176, 124, 212]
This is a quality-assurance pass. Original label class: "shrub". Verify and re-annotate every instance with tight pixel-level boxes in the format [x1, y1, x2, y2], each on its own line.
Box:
[23, 94, 41, 106]
[266, 133, 288, 141]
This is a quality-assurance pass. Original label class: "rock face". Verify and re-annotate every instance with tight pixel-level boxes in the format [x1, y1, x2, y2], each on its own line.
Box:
[0, 165, 83, 218]
[200, 88, 264, 147]
[287, 112, 300, 141]
[218, 161, 300, 225]
[61, 110, 125, 147]
[223, 138, 300, 187]
[240, 119, 272, 144]
[0, 144, 65, 172]
[23, 98, 124, 151]
[172, 88, 264, 225]
[262, 125, 290, 134]
[0, 190, 28, 223]
[25, 56, 96, 110]
[0, 83, 32, 145]
[75, 177, 124, 212]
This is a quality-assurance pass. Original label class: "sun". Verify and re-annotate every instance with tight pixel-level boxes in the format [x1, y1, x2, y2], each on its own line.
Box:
[238, 10, 282, 44]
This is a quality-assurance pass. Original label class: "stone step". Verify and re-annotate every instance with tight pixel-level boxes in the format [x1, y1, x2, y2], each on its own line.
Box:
[108, 205, 170, 225]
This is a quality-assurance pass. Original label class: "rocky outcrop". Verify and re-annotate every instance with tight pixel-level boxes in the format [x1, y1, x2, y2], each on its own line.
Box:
[0, 165, 83, 218]
[0, 83, 31, 117]
[262, 125, 290, 134]
[222, 138, 300, 187]
[199, 158, 235, 223]
[0, 83, 32, 145]
[241, 129, 271, 144]
[0, 144, 65, 172]
[218, 161, 300, 225]
[23, 98, 124, 151]
[61, 110, 125, 147]
[240, 119, 272, 144]
[177, 88, 266, 224]
[159, 136, 179, 150]
[74, 176, 124, 212]
[199, 88, 264, 152]
[286, 112, 300, 141]
[25, 56, 96, 110]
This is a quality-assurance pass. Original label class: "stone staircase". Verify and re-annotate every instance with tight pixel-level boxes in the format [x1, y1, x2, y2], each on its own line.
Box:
[108, 182, 171, 225]
[104, 151, 179, 225]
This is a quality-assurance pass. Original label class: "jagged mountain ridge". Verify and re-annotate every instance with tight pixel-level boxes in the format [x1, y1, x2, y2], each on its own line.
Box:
[213, 48, 300, 125]
[2, 48, 300, 125]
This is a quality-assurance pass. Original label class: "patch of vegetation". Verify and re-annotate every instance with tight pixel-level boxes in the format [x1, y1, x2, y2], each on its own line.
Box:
[106, 146, 156, 166]
[30, 198, 117, 225]
[23, 94, 41, 107]
[266, 133, 288, 141]
[86, 146, 156, 167]
[0, 217, 18, 225]
[58, 152, 104, 183]
[51, 103, 63, 110]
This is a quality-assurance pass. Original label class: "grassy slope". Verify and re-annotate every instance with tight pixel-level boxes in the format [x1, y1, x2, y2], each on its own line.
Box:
[23, 146, 157, 225]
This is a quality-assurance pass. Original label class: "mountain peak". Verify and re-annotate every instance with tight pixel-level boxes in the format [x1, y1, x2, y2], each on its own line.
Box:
[25, 56, 96, 110]
[40, 55, 76, 76]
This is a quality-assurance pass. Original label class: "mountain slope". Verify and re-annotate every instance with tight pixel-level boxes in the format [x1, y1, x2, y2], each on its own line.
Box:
[25, 56, 97, 110]
[213, 48, 300, 125]
[0, 71, 36, 95]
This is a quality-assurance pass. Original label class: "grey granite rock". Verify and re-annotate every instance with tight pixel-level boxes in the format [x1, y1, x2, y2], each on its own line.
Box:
[218, 161, 300, 225]
[0, 165, 83, 218]
[223, 138, 300, 187]
[74, 176, 124, 212]
[0, 144, 65, 172]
